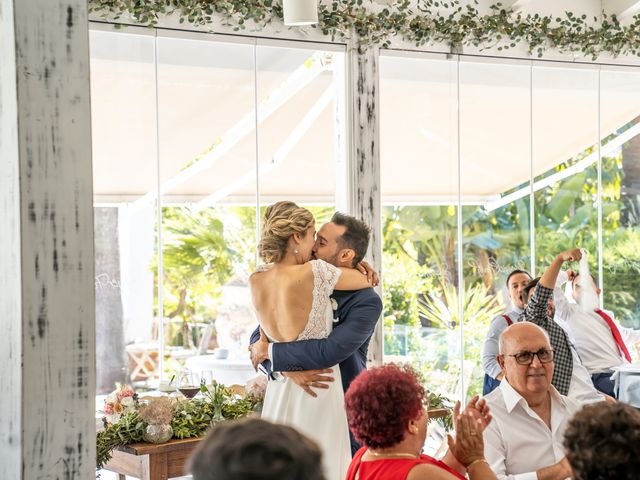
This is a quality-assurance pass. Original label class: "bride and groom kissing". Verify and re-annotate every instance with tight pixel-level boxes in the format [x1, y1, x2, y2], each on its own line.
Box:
[248, 201, 383, 480]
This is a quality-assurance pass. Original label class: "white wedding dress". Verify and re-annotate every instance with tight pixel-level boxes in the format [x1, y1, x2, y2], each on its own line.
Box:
[258, 259, 352, 480]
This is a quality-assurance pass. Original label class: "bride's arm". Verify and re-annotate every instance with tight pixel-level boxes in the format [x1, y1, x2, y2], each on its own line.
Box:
[334, 267, 372, 290]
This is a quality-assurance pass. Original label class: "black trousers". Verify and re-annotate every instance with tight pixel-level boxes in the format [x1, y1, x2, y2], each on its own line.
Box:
[591, 371, 616, 398]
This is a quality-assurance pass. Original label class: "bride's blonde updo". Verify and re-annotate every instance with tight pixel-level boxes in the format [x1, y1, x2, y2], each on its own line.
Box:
[258, 201, 314, 264]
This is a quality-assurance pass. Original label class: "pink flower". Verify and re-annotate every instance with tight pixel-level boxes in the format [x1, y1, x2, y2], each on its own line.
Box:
[103, 403, 114, 415]
[116, 388, 134, 401]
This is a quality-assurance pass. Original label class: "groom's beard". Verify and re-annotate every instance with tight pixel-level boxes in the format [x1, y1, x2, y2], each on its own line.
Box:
[326, 254, 340, 267]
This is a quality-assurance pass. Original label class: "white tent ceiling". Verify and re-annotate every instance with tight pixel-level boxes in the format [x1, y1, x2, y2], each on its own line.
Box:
[89, 29, 640, 207]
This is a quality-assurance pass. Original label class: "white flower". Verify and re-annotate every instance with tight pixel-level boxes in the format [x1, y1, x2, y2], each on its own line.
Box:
[121, 396, 134, 407]
[331, 298, 338, 311]
[106, 393, 117, 404]
[106, 413, 121, 424]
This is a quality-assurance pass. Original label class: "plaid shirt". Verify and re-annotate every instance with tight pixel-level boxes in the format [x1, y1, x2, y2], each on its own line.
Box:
[518, 283, 573, 396]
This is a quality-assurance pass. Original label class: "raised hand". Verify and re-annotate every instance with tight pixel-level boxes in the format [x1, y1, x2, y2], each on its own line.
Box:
[557, 248, 582, 263]
[248, 328, 269, 371]
[283, 370, 334, 398]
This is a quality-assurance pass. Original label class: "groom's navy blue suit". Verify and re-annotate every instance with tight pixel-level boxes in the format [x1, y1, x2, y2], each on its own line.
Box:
[250, 287, 382, 455]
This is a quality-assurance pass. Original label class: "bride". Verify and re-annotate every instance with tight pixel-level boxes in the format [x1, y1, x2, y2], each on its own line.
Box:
[249, 201, 373, 480]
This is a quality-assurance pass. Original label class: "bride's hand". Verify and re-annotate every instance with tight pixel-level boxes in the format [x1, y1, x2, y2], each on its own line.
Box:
[248, 328, 270, 371]
[356, 261, 379, 286]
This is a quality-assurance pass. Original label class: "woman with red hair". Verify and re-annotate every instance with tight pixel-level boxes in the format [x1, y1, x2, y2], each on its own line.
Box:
[344, 364, 497, 480]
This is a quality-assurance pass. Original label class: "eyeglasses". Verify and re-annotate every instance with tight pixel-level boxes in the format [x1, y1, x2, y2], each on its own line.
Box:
[504, 348, 554, 365]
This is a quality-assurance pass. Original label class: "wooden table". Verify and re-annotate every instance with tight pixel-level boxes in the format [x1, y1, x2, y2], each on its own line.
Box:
[102, 409, 451, 479]
[103, 437, 201, 480]
[427, 408, 450, 419]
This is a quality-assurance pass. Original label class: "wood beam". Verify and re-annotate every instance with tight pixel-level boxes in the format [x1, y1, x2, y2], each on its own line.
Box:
[346, 43, 384, 366]
[0, 1, 95, 477]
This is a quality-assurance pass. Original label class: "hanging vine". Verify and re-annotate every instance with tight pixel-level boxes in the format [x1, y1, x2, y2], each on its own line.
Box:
[88, 0, 640, 59]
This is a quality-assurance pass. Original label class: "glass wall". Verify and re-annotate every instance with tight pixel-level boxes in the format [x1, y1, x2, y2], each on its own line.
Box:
[92, 25, 640, 406]
[459, 59, 532, 399]
[379, 54, 462, 399]
[532, 65, 599, 276]
[381, 52, 640, 400]
[90, 28, 158, 394]
[601, 68, 640, 335]
[90, 26, 346, 396]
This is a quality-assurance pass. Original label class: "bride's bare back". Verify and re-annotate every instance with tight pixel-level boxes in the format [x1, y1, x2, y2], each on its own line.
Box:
[250, 260, 371, 343]
[249, 263, 315, 342]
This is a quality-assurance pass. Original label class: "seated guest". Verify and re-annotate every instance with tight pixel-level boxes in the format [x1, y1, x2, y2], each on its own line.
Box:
[483, 269, 532, 394]
[564, 402, 640, 480]
[189, 417, 325, 480]
[519, 248, 604, 404]
[483, 322, 578, 480]
[344, 364, 497, 480]
[553, 269, 640, 397]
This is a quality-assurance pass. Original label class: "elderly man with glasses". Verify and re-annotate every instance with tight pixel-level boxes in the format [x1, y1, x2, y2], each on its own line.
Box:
[482, 322, 579, 480]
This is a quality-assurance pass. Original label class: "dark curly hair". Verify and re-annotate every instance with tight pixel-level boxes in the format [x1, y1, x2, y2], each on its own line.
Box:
[564, 402, 640, 480]
[331, 212, 371, 267]
[345, 364, 425, 449]
[189, 418, 325, 480]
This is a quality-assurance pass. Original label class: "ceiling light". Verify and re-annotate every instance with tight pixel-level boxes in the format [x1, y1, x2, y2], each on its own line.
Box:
[283, 0, 319, 26]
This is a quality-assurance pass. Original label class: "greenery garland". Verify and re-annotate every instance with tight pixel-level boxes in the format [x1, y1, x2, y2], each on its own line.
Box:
[88, 0, 640, 59]
[96, 382, 260, 470]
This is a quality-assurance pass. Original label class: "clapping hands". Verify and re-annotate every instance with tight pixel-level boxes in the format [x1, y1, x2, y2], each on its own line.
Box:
[447, 411, 486, 468]
[454, 395, 492, 430]
[445, 396, 492, 471]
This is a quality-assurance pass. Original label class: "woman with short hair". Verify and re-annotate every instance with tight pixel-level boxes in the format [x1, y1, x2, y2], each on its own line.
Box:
[344, 364, 497, 480]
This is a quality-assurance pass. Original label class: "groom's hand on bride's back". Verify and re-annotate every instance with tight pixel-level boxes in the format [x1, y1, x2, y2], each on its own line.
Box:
[249, 328, 270, 370]
[283, 369, 334, 398]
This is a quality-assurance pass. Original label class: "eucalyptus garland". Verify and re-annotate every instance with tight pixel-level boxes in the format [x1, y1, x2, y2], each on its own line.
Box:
[96, 383, 260, 470]
[88, 0, 640, 59]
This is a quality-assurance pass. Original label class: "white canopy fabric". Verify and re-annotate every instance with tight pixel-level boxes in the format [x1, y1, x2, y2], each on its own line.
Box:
[89, 29, 640, 206]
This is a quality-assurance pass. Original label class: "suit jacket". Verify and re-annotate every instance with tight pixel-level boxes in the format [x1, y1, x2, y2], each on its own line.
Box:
[250, 288, 382, 454]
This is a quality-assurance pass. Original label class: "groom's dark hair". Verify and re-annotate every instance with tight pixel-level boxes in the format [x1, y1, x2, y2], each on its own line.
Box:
[189, 418, 325, 480]
[331, 212, 370, 267]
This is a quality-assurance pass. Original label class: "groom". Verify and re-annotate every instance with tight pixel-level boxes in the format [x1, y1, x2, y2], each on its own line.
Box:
[249, 212, 383, 455]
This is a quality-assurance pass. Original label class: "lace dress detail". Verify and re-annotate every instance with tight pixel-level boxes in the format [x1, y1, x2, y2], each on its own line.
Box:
[296, 259, 342, 340]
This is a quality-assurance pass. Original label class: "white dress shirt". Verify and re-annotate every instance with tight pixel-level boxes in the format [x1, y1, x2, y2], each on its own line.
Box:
[483, 380, 580, 480]
[554, 271, 640, 374]
[482, 308, 523, 379]
[565, 341, 604, 404]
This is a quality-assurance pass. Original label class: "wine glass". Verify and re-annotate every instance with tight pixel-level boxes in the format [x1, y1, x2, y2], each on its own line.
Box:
[178, 370, 200, 400]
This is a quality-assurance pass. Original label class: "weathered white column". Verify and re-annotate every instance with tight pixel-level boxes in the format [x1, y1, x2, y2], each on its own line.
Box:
[0, 1, 95, 478]
[346, 44, 383, 366]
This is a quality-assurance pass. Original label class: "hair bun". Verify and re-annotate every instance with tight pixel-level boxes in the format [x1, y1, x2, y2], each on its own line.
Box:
[258, 201, 314, 263]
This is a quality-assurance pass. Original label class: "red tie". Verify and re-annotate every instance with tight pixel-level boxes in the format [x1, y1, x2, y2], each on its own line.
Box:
[595, 309, 632, 362]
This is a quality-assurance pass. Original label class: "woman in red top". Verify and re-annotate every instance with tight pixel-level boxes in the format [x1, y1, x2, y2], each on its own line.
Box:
[344, 365, 497, 480]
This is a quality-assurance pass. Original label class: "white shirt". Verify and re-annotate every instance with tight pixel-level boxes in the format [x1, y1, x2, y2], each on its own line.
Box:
[554, 271, 640, 374]
[565, 340, 604, 404]
[483, 380, 580, 480]
[482, 308, 523, 379]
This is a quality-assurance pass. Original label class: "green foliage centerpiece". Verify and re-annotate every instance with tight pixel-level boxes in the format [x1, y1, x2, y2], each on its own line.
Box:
[96, 381, 260, 470]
